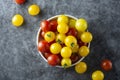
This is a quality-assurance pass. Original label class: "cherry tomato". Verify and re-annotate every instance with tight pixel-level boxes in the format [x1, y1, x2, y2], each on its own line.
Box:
[70, 53, 79, 63]
[61, 47, 72, 58]
[75, 18, 88, 32]
[61, 58, 72, 68]
[47, 54, 60, 66]
[69, 19, 76, 28]
[38, 40, 50, 53]
[44, 31, 55, 42]
[101, 59, 112, 71]
[12, 14, 24, 27]
[81, 32, 93, 43]
[50, 43, 62, 54]
[49, 20, 58, 32]
[57, 15, 68, 24]
[64, 36, 77, 48]
[78, 39, 87, 47]
[92, 70, 104, 80]
[57, 54, 62, 60]
[75, 62, 87, 74]
[57, 23, 69, 34]
[56, 34, 66, 44]
[28, 4, 40, 16]
[40, 20, 50, 32]
[44, 52, 52, 59]
[79, 46, 89, 57]
[15, 0, 26, 4]
[66, 28, 78, 37]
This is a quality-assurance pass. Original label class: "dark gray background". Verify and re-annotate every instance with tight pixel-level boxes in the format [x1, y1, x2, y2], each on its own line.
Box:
[0, 0, 120, 80]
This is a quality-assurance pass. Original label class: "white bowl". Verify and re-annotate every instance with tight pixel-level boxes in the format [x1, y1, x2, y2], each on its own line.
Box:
[36, 14, 90, 68]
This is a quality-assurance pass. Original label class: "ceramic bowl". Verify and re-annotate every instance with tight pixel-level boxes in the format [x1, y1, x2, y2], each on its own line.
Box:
[37, 14, 90, 68]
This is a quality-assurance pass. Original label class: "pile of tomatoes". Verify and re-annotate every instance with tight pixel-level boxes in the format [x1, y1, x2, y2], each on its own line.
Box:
[37, 15, 93, 68]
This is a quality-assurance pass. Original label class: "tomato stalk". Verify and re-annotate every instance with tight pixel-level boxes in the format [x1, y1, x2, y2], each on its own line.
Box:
[71, 42, 75, 47]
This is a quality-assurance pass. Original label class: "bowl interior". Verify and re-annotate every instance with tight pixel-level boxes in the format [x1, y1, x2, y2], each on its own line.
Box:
[37, 14, 90, 68]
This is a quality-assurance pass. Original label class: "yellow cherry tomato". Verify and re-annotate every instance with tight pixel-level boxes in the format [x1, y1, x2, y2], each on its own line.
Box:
[28, 4, 40, 16]
[12, 14, 24, 27]
[79, 46, 89, 57]
[61, 58, 72, 68]
[44, 31, 55, 42]
[57, 15, 68, 24]
[50, 43, 62, 54]
[75, 18, 88, 32]
[56, 34, 66, 44]
[69, 19, 76, 28]
[81, 32, 93, 43]
[71, 44, 79, 53]
[92, 70, 104, 80]
[64, 36, 77, 48]
[61, 47, 72, 58]
[75, 62, 87, 74]
[57, 23, 69, 34]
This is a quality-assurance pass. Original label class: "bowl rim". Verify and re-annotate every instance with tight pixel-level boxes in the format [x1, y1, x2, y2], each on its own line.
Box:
[36, 14, 90, 68]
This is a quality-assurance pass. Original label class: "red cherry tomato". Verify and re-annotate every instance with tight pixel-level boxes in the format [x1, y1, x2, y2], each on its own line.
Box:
[101, 59, 112, 71]
[40, 20, 50, 32]
[49, 20, 58, 32]
[47, 54, 61, 66]
[56, 54, 62, 65]
[78, 39, 87, 47]
[57, 54, 62, 60]
[44, 52, 52, 59]
[70, 53, 80, 63]
[15, 0, 26, 4]
[66, 28, 78, 37]
[38, 40, 50, 53]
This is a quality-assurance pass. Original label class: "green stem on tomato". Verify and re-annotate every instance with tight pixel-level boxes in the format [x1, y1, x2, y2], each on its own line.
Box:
[71, 42, 74, 47]
[47, 34, 51, 37]
[63, 63, 67, 69]
[57, 39, 61, 44]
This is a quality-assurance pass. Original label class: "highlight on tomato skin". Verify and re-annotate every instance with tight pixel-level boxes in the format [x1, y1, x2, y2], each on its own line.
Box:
[40, 30, 45, 38]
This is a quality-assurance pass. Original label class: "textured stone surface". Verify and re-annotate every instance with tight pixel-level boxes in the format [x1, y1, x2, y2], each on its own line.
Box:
[0, 0, 120, 80]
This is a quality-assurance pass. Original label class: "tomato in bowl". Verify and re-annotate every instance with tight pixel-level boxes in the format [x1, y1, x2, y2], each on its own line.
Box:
[37, 14, 91, 68]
